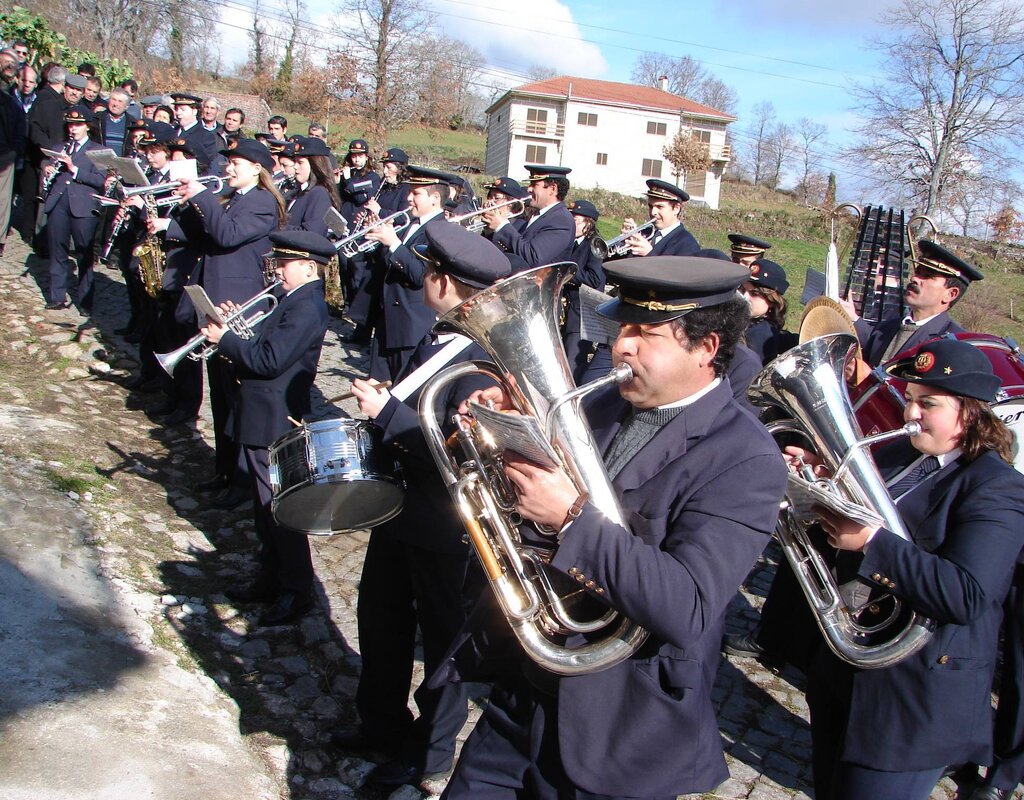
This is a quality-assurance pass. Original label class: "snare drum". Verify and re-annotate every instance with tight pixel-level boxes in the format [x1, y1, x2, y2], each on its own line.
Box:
[848, 333, 1024, 470]
[270, 419, 404, 535]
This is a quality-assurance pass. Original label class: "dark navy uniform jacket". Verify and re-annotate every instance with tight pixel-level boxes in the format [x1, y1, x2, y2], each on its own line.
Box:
[377, 180, 409, 216]
[376, 213, 447, 351]
[531, 380, 787, 796]
[216, 280, 328, 448]
[286, 184, 333, 237]
[169, 186, 278, 307]
[856, 311, 963, 367]
[565, 237, 605, 329]
[341, 168, 381, 225]
[746, 318, 799, 367]
[371, 339, 493, 554]
[176, 122, 219, 170]
[491, 201, 573, 268]
[814, 442, 1024, 772]
[42, 139, 105, 217]
[649, 222, 701, 256]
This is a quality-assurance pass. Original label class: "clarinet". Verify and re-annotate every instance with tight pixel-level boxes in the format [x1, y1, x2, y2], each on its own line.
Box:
[37, 139, 73, 202]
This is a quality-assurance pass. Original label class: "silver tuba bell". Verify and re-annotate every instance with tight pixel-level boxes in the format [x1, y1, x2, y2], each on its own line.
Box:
[749, 333, 935, 669]
[418, 263, 648, 675]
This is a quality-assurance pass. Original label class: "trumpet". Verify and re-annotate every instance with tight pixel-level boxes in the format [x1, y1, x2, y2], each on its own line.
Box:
[590, 218, 656, 260]
[155, 281, 281, 375]
[120, 176, 224, 208]
[333, 208, 412, 258]
[447, 197, 526, 233]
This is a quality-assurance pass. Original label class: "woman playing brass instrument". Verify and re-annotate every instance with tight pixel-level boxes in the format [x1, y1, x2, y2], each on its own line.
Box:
[787, 338, 1024, 800]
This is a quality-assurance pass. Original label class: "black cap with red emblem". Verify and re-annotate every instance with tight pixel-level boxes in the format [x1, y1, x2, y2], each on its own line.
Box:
[886, 338, 1000, 401]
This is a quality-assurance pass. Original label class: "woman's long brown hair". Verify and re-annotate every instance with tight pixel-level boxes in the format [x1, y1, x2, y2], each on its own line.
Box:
[958, 397, 1016, 464]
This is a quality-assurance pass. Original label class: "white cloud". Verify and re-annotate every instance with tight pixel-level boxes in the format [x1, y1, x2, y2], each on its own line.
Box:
[219, 5, 256, 69]
[431, 0, 607, 82]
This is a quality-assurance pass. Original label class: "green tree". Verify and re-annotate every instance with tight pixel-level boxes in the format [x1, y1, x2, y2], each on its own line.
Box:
[0, 6, 66, 67]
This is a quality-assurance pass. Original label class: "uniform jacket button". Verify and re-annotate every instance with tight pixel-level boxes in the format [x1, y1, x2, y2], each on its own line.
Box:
[568, 567, 578, 576]
[575, 573, 585, 583]
[585, 580, 595, 589]
[871, 573, 882, 582]
[938, 655, 949, 665]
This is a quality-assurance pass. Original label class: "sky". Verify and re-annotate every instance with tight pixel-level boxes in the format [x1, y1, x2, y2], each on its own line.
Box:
[213, 0, 904, 195]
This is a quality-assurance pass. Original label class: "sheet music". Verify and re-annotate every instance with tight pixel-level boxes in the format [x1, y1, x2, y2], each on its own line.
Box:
[579, 285, 620, 346]
[110, 155, 149, 186]
[168, 159, 199, 182]
[801, 268, 826, 304]
[81, 148, 118, 172]
[785, 474, 884, 528]
[323, 208, 349, 238]
[184, 286, 226, 324]
[468, 403, 561, 469]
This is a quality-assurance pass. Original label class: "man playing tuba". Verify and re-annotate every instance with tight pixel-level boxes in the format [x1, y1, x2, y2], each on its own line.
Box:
[442, 256, 787, 799]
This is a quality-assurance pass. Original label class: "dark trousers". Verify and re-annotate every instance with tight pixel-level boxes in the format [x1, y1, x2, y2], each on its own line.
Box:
[989, 573, 1024, 790]
[46, 198, 99, 308]
[355, 531, 470, 773]
[575, 344, 613, 387]
[243, 445, 313, 595]
[368, 337, 416, 383]
[207, 356, 243, 484]
[156, 290, 203, 415]
[442, 676, 674, 800]
[807, 663, 944, 800]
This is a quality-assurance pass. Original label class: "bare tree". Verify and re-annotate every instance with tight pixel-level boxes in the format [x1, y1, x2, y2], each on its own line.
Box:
[794, 117, 828, 203]
[694, 77, 738, 115]
[848, 0, 1024, 216]
[748, 101, 776, 186]
[336, 0, 431, 149]
[415, 34, 485, 129]
[525, 64, 557, 81]
[248, 0, 274, 87]
[764, 122, 795, 190]
[631, 52, 707, 97]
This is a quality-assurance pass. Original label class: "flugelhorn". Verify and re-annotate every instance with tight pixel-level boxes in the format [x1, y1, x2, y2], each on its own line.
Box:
[749, 333, 935, 668]
[447, 197, 525, 233]
[155, 281, 281, 375]
[590, 218, 656, 260]
[333, 208, 412, 257]
[418, 263, 648, 675]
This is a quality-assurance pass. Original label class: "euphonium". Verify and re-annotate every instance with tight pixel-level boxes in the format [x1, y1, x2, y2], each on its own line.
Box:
[418, 263, 648, 676]
[749, 333, 935, 669]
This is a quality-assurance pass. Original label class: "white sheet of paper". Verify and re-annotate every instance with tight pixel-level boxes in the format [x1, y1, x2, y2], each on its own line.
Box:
[168, 159, 199, 182]
[184, 285, 226, 324]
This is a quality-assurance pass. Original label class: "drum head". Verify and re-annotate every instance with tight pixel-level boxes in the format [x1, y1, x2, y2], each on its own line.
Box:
[273, 479, 404, 535]
[992, 397, 1024, 475]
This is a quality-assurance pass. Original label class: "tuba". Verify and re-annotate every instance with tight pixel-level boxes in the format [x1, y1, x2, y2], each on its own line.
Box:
[418, 263, 648, 675]
[749, 333, 935, 668]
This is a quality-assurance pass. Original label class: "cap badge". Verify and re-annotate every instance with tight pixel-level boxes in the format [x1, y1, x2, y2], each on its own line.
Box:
[915, 352, 936, 373]
[944, 366, 953, 374]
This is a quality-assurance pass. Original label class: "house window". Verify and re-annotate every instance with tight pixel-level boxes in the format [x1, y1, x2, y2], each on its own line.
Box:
[646, 121, 667, 136]
[525, 144, 547, 163]
[526, 108, 548, 134]
[691, 129, 711, 144]
[577, 112, 598, 127]
[596, 152, 608, 166]
[641, 158, 663, 178]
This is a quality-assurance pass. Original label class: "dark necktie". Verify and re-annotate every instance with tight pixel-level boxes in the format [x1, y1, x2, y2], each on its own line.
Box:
[881, 321, 918, 363]
[888, 455, 940, 499]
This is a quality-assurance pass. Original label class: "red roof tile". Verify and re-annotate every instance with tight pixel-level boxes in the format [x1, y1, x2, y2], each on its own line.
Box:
[502, 76, 735, 120]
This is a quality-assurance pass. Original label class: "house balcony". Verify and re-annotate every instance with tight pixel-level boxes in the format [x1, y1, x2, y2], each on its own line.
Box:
[709, 143, 731, 162]
[509, 120, 565, 140]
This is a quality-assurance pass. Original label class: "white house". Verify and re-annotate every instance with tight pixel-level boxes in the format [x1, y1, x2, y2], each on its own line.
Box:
[484, 76, 735, 209]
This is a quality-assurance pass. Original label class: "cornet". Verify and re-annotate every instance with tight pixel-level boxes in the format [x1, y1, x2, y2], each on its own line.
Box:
[333, 208, 412, 258]
[590, 218, 656, 260]
[155, 280, 281, 375]
[447, 197, 525, 233]
[120, 175, 224, 208]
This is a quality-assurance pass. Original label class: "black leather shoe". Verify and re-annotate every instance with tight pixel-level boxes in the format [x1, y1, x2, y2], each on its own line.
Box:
[159, 408, 198, 425]
[969, 785, 1010, 800]
[44, 301, 69, 310]
[225, 579, 279, 604]
[149, 401, 177, 417]
[328, 729, 402, 757]
[365, 760, 453, 790]
[194, 474, 229, 493]
[258, 591, 314, 626]
[212, 485, 250, 510]
[124, 375, 163, 392]
[722, 631, 766, 659]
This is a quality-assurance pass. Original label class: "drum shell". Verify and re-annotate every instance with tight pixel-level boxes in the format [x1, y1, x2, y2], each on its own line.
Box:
[848, 332, 1024, 468]
[270, 419, 404, 535]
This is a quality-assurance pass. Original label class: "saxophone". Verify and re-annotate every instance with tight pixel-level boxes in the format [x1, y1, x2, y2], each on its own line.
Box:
[134, 193, 165, 298]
